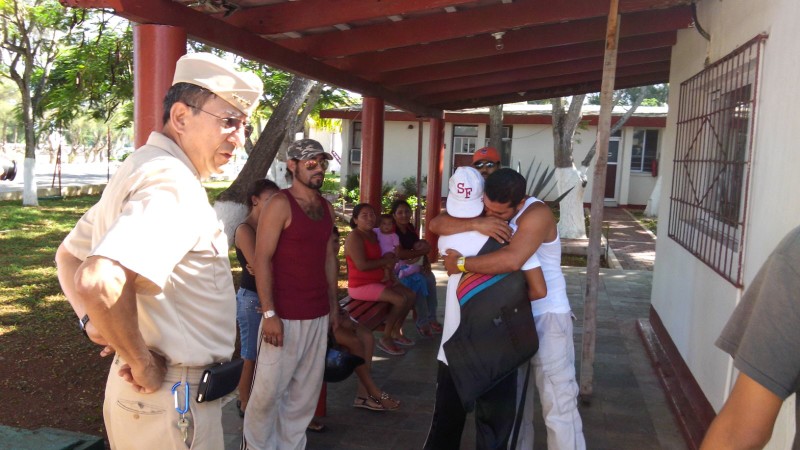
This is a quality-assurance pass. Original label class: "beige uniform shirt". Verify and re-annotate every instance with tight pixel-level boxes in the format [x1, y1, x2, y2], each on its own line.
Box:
[63, 132, 235, 366]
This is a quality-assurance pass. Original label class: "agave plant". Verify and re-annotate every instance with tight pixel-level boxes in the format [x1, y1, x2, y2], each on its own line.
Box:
[517, 158, 574, 204]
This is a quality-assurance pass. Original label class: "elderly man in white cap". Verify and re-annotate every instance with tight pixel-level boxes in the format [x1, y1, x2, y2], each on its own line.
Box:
[55, 52, 262, 449]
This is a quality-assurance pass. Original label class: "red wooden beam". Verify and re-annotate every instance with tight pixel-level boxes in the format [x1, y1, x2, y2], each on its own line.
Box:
[328, 7, 690, 75]
[59, 0, 444, 118]
[278, 0, 692, 58]
[435, 72, 668, 110]
[425, 62, 670, 106]
[223, 0, 477, 35]
[378, 32, 676, 87]
[401, 48, 672, 98]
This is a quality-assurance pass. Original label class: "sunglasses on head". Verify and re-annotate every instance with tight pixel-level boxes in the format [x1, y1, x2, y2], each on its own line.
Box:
[473, 161, 498, 169]
[298, 158, 329, 171]
[186, 104, 253, 138]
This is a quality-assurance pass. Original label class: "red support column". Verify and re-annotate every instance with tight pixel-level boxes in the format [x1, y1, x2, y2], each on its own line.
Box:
[133, 24, 186, 149]
[360, 97, 385, 210]
[425, 117, 445, 261]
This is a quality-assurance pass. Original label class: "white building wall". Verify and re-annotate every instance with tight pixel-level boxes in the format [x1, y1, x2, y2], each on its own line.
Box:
[339, 118, 661, 205]
[652, 0, 800, 446]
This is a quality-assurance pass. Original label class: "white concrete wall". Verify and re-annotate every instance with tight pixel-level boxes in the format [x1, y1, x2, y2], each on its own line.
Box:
[337, 118, 659, 205]
[651, 0, 800, 446]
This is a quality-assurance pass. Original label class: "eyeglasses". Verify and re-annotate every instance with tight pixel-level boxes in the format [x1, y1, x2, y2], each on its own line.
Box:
[297, 158, 329, 171]
[473, 161, 498, 169]
[186, 104, 253, 138]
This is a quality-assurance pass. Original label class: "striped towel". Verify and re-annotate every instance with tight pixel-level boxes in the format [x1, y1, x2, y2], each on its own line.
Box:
[456, 272, 510, 307]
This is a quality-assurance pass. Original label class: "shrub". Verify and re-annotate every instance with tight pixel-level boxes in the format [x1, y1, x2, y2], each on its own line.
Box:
[344, 174, 360, 191]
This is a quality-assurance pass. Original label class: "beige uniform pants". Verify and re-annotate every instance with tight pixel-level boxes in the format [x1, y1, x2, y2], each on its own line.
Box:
[242, 316, 328, 450]
[104, 355, 223, 450]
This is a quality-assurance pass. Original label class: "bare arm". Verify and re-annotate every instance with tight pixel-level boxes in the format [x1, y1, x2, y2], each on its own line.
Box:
[395, 239, 430, 260]
[443, 203, 554, 275]
[234, 222, 258, 274]
[253, 193, 290, 347]
[429, 211, 512, 243]
[56, 244, 114, 356]
[344, 231, 396, 271]
[74, 256, 165, 393]
[700, 372, 783, 450]
[325, 202, 340, 332]
[525, 267, 548, 301]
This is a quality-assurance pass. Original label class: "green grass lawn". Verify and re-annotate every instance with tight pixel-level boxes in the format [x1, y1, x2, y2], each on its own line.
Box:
[0, 195, 100, 336]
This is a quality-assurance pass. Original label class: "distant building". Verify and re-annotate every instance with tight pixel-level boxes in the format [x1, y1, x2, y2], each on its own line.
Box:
[321, 102, 666, 206]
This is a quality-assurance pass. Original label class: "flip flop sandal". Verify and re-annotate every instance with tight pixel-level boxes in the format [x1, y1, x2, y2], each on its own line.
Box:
[416, 324, 433, 338]
[307, 421, 327, 433]
[353, 396, 385, 411]
[372, 392, 400, 410]
[376, 339, 406, 356]
[394, 336, 415, 347]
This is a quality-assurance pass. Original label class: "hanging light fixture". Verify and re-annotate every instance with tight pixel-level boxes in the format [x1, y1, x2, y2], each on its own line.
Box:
[492, 32, 506, 51]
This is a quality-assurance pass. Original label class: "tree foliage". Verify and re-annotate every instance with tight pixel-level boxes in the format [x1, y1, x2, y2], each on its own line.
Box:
[43, 11, 133, 130]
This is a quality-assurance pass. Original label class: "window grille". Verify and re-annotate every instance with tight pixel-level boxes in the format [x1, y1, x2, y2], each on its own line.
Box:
[668, 34, 766, 287]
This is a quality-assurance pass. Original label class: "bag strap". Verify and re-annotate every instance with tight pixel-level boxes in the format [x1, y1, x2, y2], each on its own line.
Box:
[509, 362, 531, 449]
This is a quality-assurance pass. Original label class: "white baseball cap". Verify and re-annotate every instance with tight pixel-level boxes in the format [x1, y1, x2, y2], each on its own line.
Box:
[447, 166, 485, 218]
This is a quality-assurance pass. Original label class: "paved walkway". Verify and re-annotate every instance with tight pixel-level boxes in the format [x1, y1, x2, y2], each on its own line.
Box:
[222, 214, 684, 450]
[603, 207, 657, 271]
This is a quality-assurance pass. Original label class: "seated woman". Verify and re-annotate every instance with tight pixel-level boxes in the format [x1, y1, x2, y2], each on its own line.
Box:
[390, 200, 444, 337]
[345, 203, 415, 356]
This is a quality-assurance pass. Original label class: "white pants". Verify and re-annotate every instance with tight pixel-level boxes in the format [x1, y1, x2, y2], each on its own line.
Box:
[516, 312, 585, 450]
[243, 316, 328, 450]
[104, 356, 223, 450]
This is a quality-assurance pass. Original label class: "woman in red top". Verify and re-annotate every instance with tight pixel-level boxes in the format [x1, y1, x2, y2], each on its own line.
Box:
[345, 203, 415, 356]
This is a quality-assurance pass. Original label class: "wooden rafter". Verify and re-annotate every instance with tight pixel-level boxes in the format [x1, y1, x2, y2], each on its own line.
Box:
[277, 0, 691, 58]
[326, 7, 690, 75]
[223, 0, 477, 34]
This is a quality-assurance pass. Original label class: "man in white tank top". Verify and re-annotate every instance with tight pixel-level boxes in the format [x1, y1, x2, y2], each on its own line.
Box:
[434, 168, 585, 450]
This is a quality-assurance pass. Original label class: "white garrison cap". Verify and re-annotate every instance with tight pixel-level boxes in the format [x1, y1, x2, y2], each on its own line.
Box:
[172, 52, 263, 115]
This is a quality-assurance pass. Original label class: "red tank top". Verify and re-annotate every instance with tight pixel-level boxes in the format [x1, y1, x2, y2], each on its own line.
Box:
[346, 233, 385, 287]
[272, 189, 332, 320]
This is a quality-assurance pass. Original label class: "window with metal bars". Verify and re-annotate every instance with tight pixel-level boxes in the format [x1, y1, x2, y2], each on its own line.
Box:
[668, 34, 766, 287]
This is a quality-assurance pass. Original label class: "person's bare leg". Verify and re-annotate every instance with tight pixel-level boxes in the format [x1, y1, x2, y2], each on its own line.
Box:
[238, 359, 256, 411]
[377, 288, 408, 350]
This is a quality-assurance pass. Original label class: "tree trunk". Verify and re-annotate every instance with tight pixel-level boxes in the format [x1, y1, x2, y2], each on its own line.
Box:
[552, 95, 585, 238]
[214, 75, 316, 243]
[644, 176, 662, 217]
[21, 86, 38, 206]
[579, 88, 647, 180]
[488, 104, 503, 152]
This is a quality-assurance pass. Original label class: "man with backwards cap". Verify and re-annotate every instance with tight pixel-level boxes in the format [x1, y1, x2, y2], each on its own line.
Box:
[243, 138, 340, 450]
[472, 146, 502, 180]
[55, 52, 262, 449]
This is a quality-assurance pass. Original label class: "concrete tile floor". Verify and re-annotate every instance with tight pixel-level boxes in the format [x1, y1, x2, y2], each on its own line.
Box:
[224, 266, 687, 450]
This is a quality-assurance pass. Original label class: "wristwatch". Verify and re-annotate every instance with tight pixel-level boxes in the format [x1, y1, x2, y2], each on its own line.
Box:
[78, 314, 90, 337]
[456, 256, 467, 273]
[263, 310, 277, 319]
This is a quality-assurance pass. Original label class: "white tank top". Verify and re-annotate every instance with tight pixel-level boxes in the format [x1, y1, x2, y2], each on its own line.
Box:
[510, 197, 571, 316]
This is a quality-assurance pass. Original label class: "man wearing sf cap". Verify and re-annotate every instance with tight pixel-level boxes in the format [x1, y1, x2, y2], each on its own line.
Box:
[55, 52, 262, 449]
[243, 139, 340, 450]
[472, 146, 502, 180]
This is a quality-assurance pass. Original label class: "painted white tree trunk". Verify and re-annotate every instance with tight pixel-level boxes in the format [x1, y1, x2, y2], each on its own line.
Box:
[213, 200, 248, 247]
[556, 165, 587, 239]
[644, 175, 662, 217]
[22, 158, 38, 206]
[267, 160, 290, 189]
